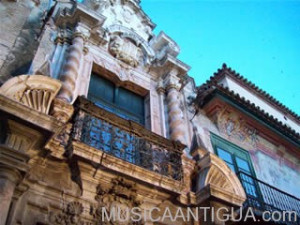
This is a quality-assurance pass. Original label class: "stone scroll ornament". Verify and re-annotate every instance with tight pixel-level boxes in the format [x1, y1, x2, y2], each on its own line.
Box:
[91, 177, 143, 225]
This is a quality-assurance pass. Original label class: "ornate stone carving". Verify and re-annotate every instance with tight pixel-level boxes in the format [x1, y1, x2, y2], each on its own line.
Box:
[217, 107, 258, 146]
[49, 201, 85, 225]
[91, 177, 141, 225]
[109, 35, 142, 67]
[51, 98, 74, 123]
[0, 75, 62, 114]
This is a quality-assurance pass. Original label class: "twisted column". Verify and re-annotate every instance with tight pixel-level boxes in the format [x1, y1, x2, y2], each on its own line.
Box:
[165, 75, 186, 144]
[58, 26, 89, 103]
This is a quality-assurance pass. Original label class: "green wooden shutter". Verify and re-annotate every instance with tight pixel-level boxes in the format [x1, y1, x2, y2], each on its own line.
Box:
[88, 73, 114, 104]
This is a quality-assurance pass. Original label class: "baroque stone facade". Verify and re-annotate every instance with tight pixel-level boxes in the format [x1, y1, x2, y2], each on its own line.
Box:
[0, 1, 299, 225]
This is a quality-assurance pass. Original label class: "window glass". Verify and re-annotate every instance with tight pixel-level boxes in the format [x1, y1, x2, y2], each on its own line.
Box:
[236, 157, 251, 173]
[217, 148, 233, 163]
[211, 133, 260, 202]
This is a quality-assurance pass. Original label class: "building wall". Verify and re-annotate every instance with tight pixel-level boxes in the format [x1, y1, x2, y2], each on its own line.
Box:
[185, 90, 300, 198]
[0, 1, 299, 225]
[0, 0, 50, 83]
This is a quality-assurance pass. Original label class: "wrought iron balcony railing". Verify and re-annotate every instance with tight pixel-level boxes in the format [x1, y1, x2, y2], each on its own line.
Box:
[238, 171, 300, 224]
[71, 97, 185, 180]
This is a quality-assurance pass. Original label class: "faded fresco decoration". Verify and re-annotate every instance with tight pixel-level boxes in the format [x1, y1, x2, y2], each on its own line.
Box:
[216, 107, 258, 147]
[253, 151, 300, 199]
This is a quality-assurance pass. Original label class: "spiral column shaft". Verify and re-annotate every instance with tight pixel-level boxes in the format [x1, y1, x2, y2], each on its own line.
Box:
[58, 34, 84, 102]
[166, 84, 185, 144]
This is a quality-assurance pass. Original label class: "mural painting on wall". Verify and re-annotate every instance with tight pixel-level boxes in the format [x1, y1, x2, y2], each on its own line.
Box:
[216, 107, 259, 147]
[255, 151, 300, 199]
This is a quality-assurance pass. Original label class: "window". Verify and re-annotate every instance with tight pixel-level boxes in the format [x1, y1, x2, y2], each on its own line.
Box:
[88, 73, 145, 125]
[211, 133, 261, 204]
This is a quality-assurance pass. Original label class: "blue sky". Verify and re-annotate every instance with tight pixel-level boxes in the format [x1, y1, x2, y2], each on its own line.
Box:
[141, 0, 300, 115]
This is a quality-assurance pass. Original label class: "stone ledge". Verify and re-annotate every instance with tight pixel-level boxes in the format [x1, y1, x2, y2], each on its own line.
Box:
[72, 141, 183, 195]
[0, 94, 64, 135]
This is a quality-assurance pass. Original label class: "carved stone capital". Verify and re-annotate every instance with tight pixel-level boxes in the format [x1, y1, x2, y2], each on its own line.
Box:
[0, 166, 22, 184]
[156, 78, 165, 94]
[73, 22, 91, 42]
[165, 73, 181, 92]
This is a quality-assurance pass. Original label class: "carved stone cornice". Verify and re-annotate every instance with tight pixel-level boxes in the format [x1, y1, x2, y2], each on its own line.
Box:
[0, 145, 29, 176]
[54, 3, 106, 30]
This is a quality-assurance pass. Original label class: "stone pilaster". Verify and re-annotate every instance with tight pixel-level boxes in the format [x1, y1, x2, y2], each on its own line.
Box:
[156, 78, 167, 137]
[58, 24, 90, 103]
[0, 120, 43, 225]
[165, 73, 186, 144]
[0, 166, 22, 225]
[51, 30, 72, 79]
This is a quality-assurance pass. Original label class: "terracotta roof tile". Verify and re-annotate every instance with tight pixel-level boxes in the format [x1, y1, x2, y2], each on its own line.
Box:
[198, 63, 300, 122]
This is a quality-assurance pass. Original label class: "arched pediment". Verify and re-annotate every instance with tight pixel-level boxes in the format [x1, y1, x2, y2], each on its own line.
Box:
[0, 75, 62, 114]
[194, 152, 246, 207]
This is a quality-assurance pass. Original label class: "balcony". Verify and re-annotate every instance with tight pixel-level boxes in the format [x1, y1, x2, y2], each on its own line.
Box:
[238, 171, 300, 225]
[71, 97, 185, 181]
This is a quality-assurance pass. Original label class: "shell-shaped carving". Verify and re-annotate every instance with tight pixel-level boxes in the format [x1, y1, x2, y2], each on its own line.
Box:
[66, 202, 83, 215]
[0, 75, 61, 114]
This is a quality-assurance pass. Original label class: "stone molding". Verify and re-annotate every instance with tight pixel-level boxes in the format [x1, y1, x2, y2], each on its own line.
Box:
[0, 75, 62, 114]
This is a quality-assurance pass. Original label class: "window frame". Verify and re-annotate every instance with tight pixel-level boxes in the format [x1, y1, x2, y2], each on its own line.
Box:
[210, 132, 257, 177]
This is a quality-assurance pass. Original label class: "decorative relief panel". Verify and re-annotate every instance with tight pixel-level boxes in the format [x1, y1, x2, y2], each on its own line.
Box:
[109, 35, 142, 67]
[216, 107, 258, 147]
[90, 177, 142, 225]
[49, 201, 86, 225]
